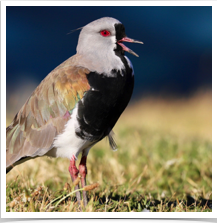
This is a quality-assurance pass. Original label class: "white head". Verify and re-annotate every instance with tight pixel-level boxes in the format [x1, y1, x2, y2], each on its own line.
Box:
[76, 17, 143, 75]
[77, 17, 119, 56]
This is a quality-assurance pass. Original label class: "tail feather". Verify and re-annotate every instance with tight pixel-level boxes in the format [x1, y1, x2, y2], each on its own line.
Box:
[6, 156, 37, 174]
[108, 130, 118, 151]
[6, 166, 13, 174]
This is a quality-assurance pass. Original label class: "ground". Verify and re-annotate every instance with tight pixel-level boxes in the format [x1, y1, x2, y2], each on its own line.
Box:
[6, 90, 212, 212]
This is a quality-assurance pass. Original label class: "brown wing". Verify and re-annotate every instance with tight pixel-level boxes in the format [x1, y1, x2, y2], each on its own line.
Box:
[6, 57, 90, 168]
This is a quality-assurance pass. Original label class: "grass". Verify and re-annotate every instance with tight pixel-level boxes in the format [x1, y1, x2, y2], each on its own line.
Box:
[6, 90, 212, 212]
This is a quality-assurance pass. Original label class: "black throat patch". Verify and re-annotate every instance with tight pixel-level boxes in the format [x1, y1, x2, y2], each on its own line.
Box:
[115, 23, 126, 41]
[114, 23, 126, 57]
[75, 68, 134, 142]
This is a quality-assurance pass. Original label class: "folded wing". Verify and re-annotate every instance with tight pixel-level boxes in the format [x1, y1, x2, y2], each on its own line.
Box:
[6, 61, 90, 170]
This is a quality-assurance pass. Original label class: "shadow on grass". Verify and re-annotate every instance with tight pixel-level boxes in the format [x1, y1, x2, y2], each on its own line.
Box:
[89, 191, 212, 212]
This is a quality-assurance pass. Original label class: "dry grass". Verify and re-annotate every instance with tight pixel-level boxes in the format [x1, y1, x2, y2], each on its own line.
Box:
[6, 90, 212, 212]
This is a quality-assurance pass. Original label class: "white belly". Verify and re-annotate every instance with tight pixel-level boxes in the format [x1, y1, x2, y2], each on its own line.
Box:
[46, 105, 94, 160]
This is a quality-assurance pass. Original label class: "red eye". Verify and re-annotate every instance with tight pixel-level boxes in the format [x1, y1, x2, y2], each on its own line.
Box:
[100, 30, 111, 37]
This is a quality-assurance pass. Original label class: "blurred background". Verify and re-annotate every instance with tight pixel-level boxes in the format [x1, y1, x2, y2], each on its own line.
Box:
[6, 6, 211, 108]
[6, 5, 212, 153]
[6, 6, 212, 210]
[6, 5, 212, 141]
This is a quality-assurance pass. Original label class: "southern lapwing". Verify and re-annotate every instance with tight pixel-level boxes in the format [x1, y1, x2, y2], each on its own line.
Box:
[6, 17, 143, 207]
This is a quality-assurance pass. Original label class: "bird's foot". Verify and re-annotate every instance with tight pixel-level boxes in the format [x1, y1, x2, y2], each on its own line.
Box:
[68, 156, 82, 207]
[68, 155, 88, 209]
[79, 156, 88, 207]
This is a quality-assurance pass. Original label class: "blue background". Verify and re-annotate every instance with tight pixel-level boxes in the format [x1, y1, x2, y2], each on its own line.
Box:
[6, 6, 212, 100]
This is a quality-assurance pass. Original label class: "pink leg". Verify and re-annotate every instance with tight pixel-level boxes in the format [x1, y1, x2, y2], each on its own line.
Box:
[79, 155, 88, 207]
[68, 156, 81, 206]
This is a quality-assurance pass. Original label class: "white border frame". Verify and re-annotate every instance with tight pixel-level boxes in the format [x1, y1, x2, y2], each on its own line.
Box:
[1, 1, 216, 219]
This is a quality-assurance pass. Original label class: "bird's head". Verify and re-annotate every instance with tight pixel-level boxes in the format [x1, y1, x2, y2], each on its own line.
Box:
[76, 17, 143, 58]
[76, 17, 143, 74]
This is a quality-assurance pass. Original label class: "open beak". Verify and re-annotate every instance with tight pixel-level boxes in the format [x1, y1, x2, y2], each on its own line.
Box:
[117, 37, 143, 57]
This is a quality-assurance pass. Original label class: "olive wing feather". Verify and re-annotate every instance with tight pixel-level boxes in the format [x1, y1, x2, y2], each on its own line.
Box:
[6, 65, 90, 168]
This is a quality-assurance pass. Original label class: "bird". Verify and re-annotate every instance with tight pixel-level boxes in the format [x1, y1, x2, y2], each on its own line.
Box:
[6, 17, 143, 208]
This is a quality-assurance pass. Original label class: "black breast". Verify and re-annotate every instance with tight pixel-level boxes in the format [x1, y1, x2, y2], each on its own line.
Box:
[76, 57, 134, 141]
